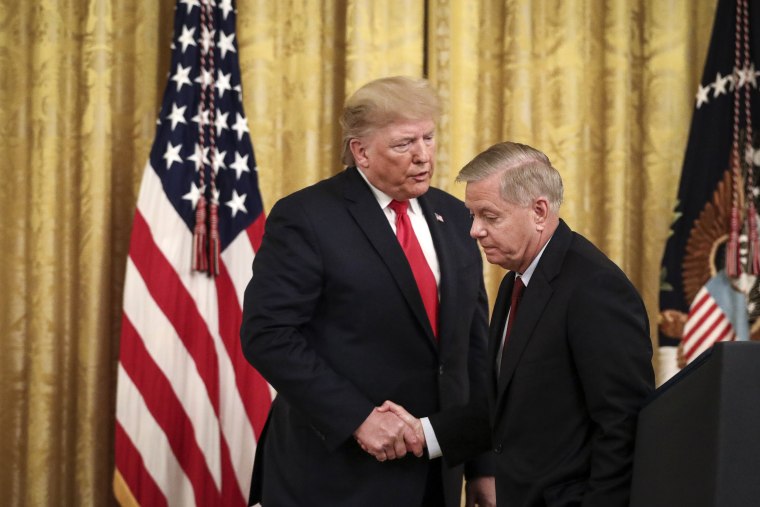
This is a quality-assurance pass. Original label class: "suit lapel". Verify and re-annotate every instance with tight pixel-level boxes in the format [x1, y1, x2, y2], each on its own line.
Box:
[343, 168, 437, 346]
[494, 221, 573, 408]
[488, 274, 513, 403]
[495, 274, 552, 403]
[419, 195, 451, 349]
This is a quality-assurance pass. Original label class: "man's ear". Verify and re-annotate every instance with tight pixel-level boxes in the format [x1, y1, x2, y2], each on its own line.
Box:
[349, 138, 369, 168]
[533, 197, 550, 231]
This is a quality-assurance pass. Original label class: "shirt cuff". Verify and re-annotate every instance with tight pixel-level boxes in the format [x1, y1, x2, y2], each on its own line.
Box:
[421, 417, 442, 459]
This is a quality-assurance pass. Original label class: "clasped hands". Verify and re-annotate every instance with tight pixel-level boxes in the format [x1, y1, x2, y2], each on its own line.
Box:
[354, 401, 498, 507]
[353, 400, 424, 461]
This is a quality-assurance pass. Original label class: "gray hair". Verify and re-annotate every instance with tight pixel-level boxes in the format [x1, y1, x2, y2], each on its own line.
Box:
[340, 76, 441, 166]
[456, 141, 563, 213]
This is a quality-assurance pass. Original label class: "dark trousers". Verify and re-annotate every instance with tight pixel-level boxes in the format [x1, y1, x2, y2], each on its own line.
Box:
[421, 460, 445, 506]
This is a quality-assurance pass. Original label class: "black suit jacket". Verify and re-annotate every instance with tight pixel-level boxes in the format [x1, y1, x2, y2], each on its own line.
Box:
[240, 167, 490, 507]
[437, 220, 654, 507]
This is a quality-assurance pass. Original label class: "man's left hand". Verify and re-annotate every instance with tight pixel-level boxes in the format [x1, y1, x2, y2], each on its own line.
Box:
[465, 476, 496, 507]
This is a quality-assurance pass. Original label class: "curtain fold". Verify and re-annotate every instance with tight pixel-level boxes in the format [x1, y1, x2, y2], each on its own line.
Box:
[0, 0, 717, 504]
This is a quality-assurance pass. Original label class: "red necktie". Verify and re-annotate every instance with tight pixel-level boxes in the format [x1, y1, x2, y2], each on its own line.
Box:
[497, 277, 524, 378]
[504, 277, 524, 343]
[388, 200, 439, 338]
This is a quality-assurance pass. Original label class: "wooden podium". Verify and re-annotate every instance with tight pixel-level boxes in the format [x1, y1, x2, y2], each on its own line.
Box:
[630, 341, 760, 507]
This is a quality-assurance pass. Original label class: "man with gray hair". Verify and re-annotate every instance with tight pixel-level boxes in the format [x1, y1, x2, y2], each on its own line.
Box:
[388, 141, 654, 506]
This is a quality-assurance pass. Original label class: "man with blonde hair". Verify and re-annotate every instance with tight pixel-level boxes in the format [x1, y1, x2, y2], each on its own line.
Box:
[241, 76, 494, 506]
[389, 141, 654, 506]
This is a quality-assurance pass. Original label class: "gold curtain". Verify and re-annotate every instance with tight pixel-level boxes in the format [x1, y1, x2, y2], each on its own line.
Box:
[0, 0, 716, 504]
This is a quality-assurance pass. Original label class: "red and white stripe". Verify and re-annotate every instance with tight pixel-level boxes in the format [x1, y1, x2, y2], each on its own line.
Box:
[681, 286, 737, 364]
[115, 164, 271, 506]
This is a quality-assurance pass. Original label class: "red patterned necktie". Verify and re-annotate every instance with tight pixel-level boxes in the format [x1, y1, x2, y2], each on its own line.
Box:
[388, 200, 439, 338]
[504, 277, 524, 344]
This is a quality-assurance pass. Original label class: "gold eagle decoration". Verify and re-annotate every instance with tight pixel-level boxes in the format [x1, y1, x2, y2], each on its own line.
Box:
[659, 168, 760, 368]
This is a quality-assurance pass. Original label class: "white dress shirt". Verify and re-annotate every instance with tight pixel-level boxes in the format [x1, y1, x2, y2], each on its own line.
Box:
[495, 238, 552, 374]
[356, 168, 441, 286]
[356, 168, 443, 457]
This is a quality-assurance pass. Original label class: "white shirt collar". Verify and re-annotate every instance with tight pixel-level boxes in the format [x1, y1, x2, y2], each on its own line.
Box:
[516, 237, 551, 287]
[355, 167, 423, 215]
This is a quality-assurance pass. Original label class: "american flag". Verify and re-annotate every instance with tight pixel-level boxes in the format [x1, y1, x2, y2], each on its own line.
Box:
[113, 0, 271, 505]
[681, 273, 747, 364]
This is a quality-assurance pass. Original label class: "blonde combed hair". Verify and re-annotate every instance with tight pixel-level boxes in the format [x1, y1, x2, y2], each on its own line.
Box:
[340, 76, 440, 166]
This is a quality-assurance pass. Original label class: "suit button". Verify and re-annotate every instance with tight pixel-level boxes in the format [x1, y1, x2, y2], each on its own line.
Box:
[438, 364, 444, 375]
[494, 444, 503, 454]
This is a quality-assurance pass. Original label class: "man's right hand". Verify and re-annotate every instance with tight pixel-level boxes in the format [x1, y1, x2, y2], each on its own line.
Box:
[354, 407, 423, 461]
[377, 400, 426, 458]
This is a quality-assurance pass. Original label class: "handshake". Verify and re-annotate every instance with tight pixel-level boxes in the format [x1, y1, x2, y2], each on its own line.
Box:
[353, 400, 425, 461]
[353, 400, 499, 507]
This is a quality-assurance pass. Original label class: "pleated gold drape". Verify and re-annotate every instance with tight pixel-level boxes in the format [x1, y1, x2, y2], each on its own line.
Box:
[0, 0, 716, 505]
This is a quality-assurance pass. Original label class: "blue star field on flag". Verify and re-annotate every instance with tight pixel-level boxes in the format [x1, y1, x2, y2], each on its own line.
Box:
[149, 0, 262, 255]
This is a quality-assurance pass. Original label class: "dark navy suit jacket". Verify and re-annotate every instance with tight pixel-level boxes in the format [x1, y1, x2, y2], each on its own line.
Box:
[436, 220, 654, 507]
[240, 167, 490, 507]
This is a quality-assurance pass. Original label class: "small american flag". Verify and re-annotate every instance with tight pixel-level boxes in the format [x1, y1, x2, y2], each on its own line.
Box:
[114, 0, 271, 505]
[681, 274, 747, 364]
